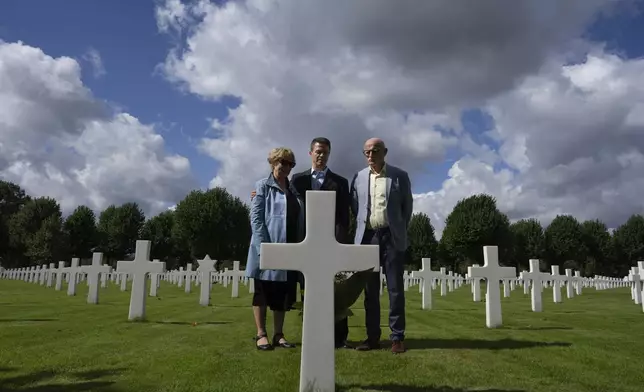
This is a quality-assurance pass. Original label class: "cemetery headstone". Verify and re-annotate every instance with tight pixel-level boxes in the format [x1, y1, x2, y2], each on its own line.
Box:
[117, 240, 166, 320]
[467, 246, 516, 328]
[260, 191, 378, 392]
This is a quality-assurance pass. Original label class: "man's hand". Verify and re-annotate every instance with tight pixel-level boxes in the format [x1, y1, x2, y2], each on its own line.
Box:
[250, 190, 257, 200]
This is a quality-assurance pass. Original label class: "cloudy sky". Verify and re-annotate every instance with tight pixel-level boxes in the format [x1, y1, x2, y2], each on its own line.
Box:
[1, 0, 643, 236]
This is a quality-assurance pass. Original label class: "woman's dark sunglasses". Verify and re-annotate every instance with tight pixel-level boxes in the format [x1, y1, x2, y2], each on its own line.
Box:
[279, 159, 296, 168]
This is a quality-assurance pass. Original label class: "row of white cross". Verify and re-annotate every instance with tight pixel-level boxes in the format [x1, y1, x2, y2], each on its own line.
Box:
[2, 191, 642, 392]
[0, 247, 253, 315]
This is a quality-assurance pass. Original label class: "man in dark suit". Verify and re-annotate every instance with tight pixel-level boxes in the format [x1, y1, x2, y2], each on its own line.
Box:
[290, 137, 353, 349]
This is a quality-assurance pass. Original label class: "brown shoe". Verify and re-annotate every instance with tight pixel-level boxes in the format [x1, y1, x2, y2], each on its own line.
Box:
[391, 340, 406, 354]
[355, 339, 380, 351]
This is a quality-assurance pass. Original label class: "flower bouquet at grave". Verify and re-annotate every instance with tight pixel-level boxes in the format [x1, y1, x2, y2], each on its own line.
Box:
[293, 268, 374, 323]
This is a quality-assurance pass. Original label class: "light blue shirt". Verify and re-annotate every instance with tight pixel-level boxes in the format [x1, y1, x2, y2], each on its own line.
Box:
[311, 167, 328, 190]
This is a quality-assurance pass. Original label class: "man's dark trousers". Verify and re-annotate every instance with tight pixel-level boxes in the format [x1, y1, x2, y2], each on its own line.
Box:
[362, 227, 406, 342]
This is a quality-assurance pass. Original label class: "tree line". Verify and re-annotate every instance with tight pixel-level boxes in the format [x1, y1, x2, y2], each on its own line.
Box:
[1, 181, 642, 277]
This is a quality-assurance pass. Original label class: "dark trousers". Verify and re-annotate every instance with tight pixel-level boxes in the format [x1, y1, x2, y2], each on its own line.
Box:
[299, 274, 349, 345]
[363, 227, 406, 342]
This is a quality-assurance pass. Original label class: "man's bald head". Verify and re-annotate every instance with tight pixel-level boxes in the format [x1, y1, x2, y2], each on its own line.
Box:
[364, 138, 386, 150]
[363, 138, 388, 172]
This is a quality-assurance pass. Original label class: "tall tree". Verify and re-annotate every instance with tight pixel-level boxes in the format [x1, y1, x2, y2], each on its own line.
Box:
[141, 211, 178, 266]
[612, 214, 644, 276]
[581, 219, 613, 276]
[7, 197, 65, 266]
[97, 202, 145, 261]
[406, 212, 438, 269]
[173, 188, 251, 261]
[544, 215, 586, 270]
[64, 205, 98, 259]
[441, 194, 511, 272]
[0, 181, 30, 265]
[509, 219, 544, 271]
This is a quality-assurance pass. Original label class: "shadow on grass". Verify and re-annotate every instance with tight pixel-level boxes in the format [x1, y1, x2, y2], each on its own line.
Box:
[212, 304, 250, 308]
[509, 326, 573, 331]
[0, 318, 58, 323]
[153, 321, 231, 326]
[401, 338, 571, 351]
[338, 384, 525, 392]
[0, 368, 124, 392]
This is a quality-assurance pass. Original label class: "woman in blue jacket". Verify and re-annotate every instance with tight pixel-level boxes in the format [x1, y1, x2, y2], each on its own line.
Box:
[246, 147, 304, 351]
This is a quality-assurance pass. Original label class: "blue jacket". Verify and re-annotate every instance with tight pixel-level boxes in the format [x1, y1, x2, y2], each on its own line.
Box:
[245, 174, 304, 282]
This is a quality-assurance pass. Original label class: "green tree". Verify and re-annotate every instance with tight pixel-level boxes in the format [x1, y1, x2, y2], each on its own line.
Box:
[509, 219, 544, 271]
[173, 188, 251, 262]
[441, 194, 511, 273]
[406, 212, 438, 269]
[64, 205, 98, 259]
[581, 219, 613, 276]
[613, 214, 644, 276]
[97, 202, 145, 262]
[0, 181, 30, 266]
[141, 210, 180, 267]
[544, 215, 586, 270]
[7, 197, 65, 266]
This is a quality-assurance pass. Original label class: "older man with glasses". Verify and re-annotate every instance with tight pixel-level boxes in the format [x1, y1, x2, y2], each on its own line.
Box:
[350, 138, 413, 354]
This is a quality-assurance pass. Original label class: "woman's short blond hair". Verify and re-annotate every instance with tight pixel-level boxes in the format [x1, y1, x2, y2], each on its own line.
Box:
[267, 147, 295, 166]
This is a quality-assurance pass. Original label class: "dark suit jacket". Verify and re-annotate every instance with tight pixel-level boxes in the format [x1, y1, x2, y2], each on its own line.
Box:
[291, 168, 351, 244]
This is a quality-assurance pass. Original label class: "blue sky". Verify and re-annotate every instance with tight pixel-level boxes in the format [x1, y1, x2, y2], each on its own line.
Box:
[1, 0, 643, 195]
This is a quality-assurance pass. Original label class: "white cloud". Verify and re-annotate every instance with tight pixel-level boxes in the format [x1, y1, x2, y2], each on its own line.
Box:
[0, 40, 196, 217]
[157, 0, 644, 238]
[82, 47, 105, 78]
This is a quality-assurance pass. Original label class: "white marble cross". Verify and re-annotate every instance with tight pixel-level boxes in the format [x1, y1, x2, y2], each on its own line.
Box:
[411, 258, 444, 310]
[117, 240, 166, 320]
[260, 191, 378, 392]
[467, 246, 516, 328]
[565, 269, 576, 299]
[82, 253, 112, 304]
[55, 261, 65, 291]
[638, 262, 644, 312]
[46, 263, 55, 287]
[550, 265, 567, 303]
[520, 260, 549, 312]
[629, 266, 642, 305]
[184, 263, 193, 294]
[229, 260, 245, 298]
[65, 258, 82, 296]
[197, 255, 218, 306]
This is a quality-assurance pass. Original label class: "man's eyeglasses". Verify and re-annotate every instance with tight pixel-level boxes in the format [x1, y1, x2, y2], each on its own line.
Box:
[363, 148, 381, 156]
[279, 159, 296, 168]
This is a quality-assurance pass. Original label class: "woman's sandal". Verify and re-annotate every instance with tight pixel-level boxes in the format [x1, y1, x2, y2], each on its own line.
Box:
[272, 333, 296, 348]
[255, 333, 273, 351]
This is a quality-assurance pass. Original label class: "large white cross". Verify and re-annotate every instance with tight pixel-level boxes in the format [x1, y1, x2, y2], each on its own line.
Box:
[564, 269, 576, 299]
[550, 265, 567, 304]
[411, 258, 444, 310]
[629, 266, 642, 305]
[197, 255, 218, 306]
[638, 262, 644, 312]
[467, 246, 516, 328]
[55, 261, 65, 291]
[46, 263, 55, 287]
[117, 240, 166, 320]
[184, 263, 193, 294]
[228, 260, 245, 298]
[260, 191, 378, 392]
[520, 259, 549, 312]
[82, 253, 112, 304]
[64, 258, 82, 296]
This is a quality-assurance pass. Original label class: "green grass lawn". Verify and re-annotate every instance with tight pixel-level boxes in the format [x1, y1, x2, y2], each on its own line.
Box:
[0, 279, 643, 392]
